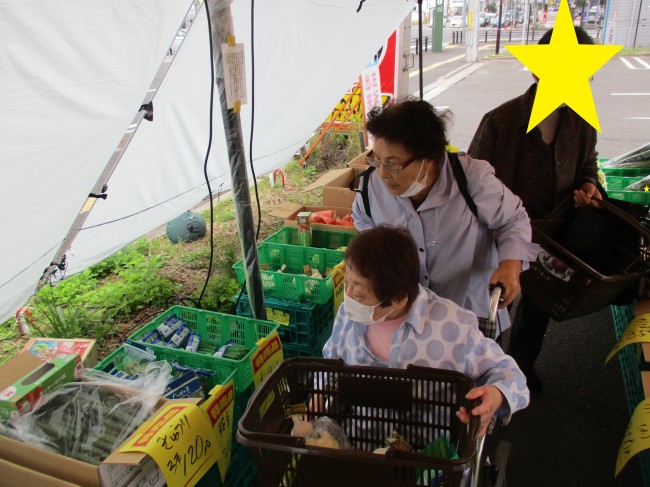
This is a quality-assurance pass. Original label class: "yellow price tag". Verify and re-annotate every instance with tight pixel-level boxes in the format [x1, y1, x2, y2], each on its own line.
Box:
[120, 403, 218, 487]
[606, 314, 650, 363]
[252, 331, 283, 388]
[266, 307, 291, 326]
[251, 331, 283, 416]
[616, 398, 650, 475]
[202, 380, 235, 482]
[331, 261, 345, 318]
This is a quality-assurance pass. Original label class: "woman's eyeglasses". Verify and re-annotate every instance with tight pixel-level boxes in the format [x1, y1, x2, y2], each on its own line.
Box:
[366, 151, 420, 174]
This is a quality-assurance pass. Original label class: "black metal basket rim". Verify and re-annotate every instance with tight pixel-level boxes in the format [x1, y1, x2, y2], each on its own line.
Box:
[237, 358, 481, 460]
[532, 224, 649, 281]
[236, 430, 476, 472]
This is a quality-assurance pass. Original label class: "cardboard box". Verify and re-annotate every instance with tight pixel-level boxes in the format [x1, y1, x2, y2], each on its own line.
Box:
[21, 337, 98, 367]
[0, 352, 169, 487]
[269, 203, 358, 234]
[0, 353, 83, 419]
[0, 458, 82, 486]
[303, 167, 368, 208]
[346, 150, 370, 168]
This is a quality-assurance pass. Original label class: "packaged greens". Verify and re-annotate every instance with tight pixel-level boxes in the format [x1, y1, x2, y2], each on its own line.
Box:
[5, 367, 168, 465]
[601, 143, 650, 168]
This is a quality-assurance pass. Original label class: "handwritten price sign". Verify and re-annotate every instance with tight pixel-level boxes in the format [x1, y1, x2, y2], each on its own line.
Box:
[606, 313, 650, 363]
[251, 331, 283, 417]
[203, 380, 235, 482]
[617, 398, 650, 475]
[120, 404, 218, 487]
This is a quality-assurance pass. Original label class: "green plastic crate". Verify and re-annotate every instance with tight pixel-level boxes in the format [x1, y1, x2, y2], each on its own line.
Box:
[604, 175, 648, 191]
[264, 227, 357, 250]
[196, 439, 256, 487]
[125, 306, 278, 393]
[600, 166, 650, 177]
[606, 190, 650, 206]
[95, 344, 237, 391]
[236, 294, 334, 347]
[258, 242, 344, 274]
[233, 244, 340, 304]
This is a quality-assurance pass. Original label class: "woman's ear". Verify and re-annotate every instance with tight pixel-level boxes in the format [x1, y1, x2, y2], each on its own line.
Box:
[391, 295, 409, 313]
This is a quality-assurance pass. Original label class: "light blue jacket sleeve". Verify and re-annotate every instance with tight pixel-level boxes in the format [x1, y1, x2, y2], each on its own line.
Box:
[464, 324, 530, 424]
[463, 155, 539, 267]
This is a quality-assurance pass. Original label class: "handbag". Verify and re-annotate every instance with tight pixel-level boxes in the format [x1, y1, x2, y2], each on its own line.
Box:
[521, 189, 650, 320]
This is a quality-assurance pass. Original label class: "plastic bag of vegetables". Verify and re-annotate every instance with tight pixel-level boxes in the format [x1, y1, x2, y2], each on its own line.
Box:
[4, 364, 170, 465]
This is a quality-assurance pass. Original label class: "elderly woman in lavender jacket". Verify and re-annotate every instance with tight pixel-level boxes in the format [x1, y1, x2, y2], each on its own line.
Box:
[323, 226, 530, 436]
[352, 98, 538, 333]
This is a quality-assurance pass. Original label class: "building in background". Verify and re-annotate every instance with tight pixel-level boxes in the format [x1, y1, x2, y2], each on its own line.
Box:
[603, 0, 649, 47]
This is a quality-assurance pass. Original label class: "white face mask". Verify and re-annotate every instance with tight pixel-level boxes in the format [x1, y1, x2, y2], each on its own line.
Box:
[344, 293, 392, 325]
[398, 160, 428, 198]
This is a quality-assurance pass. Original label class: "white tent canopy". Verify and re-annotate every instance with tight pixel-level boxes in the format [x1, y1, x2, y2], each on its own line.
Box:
[0, 0, 414, 323]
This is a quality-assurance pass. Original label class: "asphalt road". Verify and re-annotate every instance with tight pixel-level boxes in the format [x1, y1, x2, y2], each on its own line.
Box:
[409, 47, 650, 159]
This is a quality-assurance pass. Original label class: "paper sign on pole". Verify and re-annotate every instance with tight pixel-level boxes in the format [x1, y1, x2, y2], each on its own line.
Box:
[221, 39, 247, 111]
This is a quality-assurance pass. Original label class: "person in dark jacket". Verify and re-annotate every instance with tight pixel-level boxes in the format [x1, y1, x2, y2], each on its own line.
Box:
[467, 26, 602, 393]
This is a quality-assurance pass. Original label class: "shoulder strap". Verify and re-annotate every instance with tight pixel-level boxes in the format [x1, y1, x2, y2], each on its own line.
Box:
[349, 166, 375, 219]
[448, 152, 478, 218]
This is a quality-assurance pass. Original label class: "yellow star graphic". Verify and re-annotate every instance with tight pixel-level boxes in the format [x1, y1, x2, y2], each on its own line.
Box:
[644, 186, 649, 193]
[506, 0, 622, 133]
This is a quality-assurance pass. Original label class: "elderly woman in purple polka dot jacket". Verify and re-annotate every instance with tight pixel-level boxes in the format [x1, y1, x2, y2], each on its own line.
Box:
[323, 226, 530, 436]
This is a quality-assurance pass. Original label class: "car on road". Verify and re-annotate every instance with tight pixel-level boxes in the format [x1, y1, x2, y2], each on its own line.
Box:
[587, 6, 603, 24]
[448, 15, 463, 28]
[481, 13, 495, 27]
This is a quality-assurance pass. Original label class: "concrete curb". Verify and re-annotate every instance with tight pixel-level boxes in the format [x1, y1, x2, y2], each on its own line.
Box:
[423, 62, 485, 102]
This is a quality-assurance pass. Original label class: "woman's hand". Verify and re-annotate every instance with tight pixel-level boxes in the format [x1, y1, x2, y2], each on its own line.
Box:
[574, 182, 602, 208]
[489, 260, 521, 307]
[455, 385, 506, 437]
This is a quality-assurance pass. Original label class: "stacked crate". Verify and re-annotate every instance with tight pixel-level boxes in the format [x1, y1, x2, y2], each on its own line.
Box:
[234, 227, 356, 359]
[600, 158, 650, 206]
[107, 307, 280, 486]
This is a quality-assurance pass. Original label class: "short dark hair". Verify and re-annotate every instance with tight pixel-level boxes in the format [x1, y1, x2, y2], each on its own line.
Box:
[538, 25, 594, 45]
[344, 226, 420, 307]
[366, 97, 450, 162]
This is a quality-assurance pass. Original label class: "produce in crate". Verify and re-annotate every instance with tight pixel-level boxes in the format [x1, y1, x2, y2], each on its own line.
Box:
[624, 174, 650, 191]
[600, 142, 650, 168]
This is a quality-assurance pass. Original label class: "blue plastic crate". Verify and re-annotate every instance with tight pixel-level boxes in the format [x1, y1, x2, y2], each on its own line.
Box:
[236, 294, 334, 347]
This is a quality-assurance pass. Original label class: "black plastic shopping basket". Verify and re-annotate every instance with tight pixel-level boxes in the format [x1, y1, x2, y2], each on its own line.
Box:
[237, 357, 480, 487]
[520, 197, 650, 321]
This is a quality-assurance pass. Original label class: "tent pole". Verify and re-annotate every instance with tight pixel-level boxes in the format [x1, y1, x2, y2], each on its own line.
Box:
[36, 106, 151, 290]
[208, 0, 266, 320]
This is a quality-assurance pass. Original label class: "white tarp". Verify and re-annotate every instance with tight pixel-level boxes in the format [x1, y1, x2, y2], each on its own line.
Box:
[0, 0, 414, 323]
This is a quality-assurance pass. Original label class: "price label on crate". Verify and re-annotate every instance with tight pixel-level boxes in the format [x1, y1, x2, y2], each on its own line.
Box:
[331, 261, 346, 317]
[606, 313, 650, 363]
[119, 403, 218, 487]
[203, 380, 235, 482]
[251, 331, 283, 416]
[616, 397, 650, 475]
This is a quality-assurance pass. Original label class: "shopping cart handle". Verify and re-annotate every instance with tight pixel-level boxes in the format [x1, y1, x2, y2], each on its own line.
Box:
[488, 284, 504, 323]
[282, 357, 345, 368]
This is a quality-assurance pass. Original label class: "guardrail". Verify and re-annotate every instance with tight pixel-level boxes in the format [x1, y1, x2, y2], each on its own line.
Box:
[412, 24, 602, 50]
